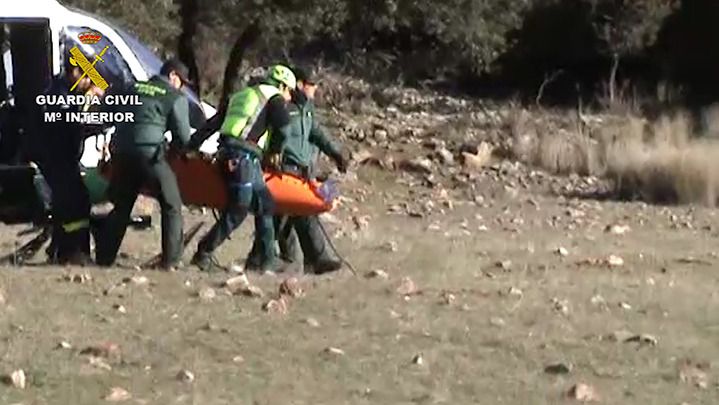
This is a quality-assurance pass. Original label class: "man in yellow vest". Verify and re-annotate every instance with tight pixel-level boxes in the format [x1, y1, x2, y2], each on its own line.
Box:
[191, 65, 296, 273]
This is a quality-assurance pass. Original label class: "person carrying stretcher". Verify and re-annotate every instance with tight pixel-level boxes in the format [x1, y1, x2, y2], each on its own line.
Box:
[191, 65, 296, 273]
[96, 59, 193, 270]
[244, 66, 348, 274]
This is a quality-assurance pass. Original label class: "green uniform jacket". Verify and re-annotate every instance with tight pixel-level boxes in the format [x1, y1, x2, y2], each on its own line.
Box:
[112, 76, 191, 158]
[281, 91, 341, 170]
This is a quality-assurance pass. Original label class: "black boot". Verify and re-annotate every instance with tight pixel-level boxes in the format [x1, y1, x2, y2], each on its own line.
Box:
[296, 216, 342, 274]
[191, 250, 226, 273]
[310, 257, 343, 274]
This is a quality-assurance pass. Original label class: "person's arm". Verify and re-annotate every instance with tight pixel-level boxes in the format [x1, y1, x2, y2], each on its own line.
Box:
[265, 95, 291, 154]
[167, 95, 191, 149]
[309, 112, 346, 172]
[187, 111, 223, 150]
[309, 118, 341, 159]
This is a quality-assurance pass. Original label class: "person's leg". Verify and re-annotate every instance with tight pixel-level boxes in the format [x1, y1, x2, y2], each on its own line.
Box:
[40, 159, 91, 264]
[192, 206, 248, 272]
[148, 158, 184, 268]
[245, 214, 296, 269]
[295, 215, 342, 274]
[276, 215, 298, 263]
[37, 160, 62, 262]
[249, 158, 281, 273]
[60, 166, 91, 259]
[244, 233, 263, 270]
[95, 156, 143, 266]
[193, 154, 255, 271]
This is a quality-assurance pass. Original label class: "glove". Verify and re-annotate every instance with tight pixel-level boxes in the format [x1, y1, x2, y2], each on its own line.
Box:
[265, 153, 282, 171]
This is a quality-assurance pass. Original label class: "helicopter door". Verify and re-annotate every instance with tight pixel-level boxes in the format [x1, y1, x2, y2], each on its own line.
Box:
[4, 19, 51, 164]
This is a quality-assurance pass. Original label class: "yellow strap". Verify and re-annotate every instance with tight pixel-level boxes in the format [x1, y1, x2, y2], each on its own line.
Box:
[62, 219, 90, 233]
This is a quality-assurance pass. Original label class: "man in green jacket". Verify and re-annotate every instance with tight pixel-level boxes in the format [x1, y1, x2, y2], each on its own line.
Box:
[191, 65, 296, 274]
[96, 59, 193, 270]
[246, 67, 347, 274]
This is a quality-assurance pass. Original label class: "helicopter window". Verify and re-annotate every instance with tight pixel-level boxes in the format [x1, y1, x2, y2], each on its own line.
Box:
[60, 26, 134, 92]
[114, 27, 162, 77]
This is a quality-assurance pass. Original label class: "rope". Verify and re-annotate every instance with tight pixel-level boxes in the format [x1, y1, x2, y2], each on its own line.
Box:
[317, 218, 357, 276]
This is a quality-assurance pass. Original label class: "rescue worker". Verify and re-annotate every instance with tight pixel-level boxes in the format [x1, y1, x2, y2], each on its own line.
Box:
[245, 66, 347, 274]
[37, 56, 103, 265]
[95, 59, 193, 270]
[191, 65, 296, 273]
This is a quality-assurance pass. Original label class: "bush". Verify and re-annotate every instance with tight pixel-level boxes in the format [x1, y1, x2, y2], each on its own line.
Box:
[58, 0, 719, 105]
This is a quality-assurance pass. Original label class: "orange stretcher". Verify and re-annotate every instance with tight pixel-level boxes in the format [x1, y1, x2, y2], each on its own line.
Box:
[97, 154, 335, 216]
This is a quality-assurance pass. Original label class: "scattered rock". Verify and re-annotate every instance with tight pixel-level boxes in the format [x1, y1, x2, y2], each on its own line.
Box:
[305, 317, 320, 328]
[590, 294, 606, 307]
[395, 277, 419, 296]
[440, 291, 456, 305]
[605, 330, 635, 342]
[555, 247, 569, 257]
[2, 369, 26, 389]
[262, 298, 289, 315]
[176, 370, 195, 384]
[383, 241, 399, 252]
[625, 334, 658, 346]
[605, 224, 631, 235]
[113, 304, 127, 314]
[238, 285, 264, 298]
[352, 215, 371, 230]
[80, 342, 120, 359]
[489, 317, 506, 327]
[373, 128, 388, 142]
[461, 142, 494, 170]
[678, 360, 710, 390]
[104, 387, 131, 402]
[232, 355, 245, 363]
[618, 301, 632, 310]
[506, 286, 523, 297]
[551, 297, 570, 315]
[577, 255, 625, 268]
[567, 383, 600, 402]
[224, 274, 250, 290]
[412, 354, 424, 365]
[124, 276, 149, 286]
[319, 212, 342, 226]
[229, 264, 245, 274]
[64, 273, 92, 283]
[87, 356, 112, 371]
[496, 260, 512, 271]
[436, 148, 455, 165]
[606, 255, 625, 267]
[323, 347, 345, 356]
[545, 362, 573, 375]
[198, 287, 217, 302]
[57, 341, 73, 350]
[400, 157, 433, 174]
[279, 277, 303, 298]
[365, 269, 389, 279]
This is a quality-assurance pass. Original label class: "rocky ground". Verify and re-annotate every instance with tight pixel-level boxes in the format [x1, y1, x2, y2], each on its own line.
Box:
[0, 77, 717, 404]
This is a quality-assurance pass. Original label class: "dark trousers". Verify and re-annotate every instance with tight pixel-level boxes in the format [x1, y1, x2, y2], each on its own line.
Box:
[96, 151, 183, 267]
[247, 162, 335, 265]
[249, 214, 333, 264]
[38, 158, 91, 261]
[196, 152, 276, 262]
[274, 215, 298, 260]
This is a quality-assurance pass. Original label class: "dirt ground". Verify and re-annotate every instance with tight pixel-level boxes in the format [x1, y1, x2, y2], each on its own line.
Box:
[0, 162, 717, 405]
